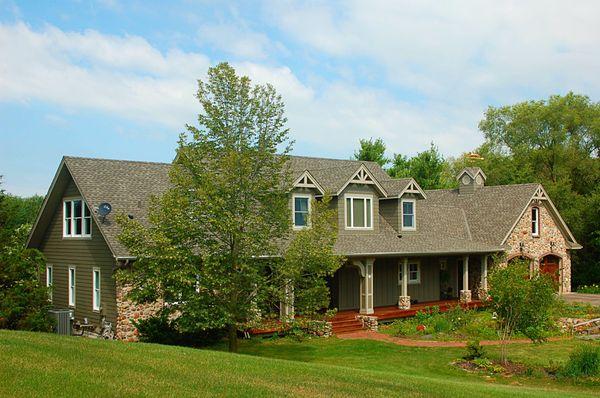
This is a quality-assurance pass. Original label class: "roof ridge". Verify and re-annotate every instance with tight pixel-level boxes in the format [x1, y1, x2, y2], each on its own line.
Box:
[64, 155, 171, 166]
[424, 182, 540, 193]
[289, 154, 378, 164]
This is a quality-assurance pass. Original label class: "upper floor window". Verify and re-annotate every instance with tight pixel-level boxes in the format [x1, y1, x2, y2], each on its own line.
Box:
[345, 195, 373, 229]
[63, 199, 91, 237]
[401, 199, 416, 231]
[531, 207, 540, 236]
[293, 194, 311, 229]
[92, 268, 101, 311]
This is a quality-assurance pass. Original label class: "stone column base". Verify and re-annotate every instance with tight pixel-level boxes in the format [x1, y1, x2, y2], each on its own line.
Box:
[460, 290, 472, 304]
[356, 315, 378, 332]
[398, 295, 411, 310]
[476, 288, 489, 301]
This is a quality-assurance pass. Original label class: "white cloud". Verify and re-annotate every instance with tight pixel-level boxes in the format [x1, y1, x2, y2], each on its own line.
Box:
[198, 23, 285, 60]
[0, 22, 210, 129]
[266, 0, 600, 103]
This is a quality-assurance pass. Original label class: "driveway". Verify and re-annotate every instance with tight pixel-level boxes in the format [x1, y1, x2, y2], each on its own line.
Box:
[561, 292, 600, 306]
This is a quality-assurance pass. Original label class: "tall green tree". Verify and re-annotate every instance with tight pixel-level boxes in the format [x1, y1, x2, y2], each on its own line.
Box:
[353, 137, 389, 167]
[117, 63, 339, 352]
[478, 93, 600, 286]
[388, 143, 449, 189]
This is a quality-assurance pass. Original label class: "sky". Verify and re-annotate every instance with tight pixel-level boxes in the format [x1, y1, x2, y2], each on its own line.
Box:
[1, 1, 599, 196]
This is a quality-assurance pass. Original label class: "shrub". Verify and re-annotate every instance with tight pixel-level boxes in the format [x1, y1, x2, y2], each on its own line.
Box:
[577, 283, 600, 294]
[433, 317, 452, 333]
[463, 339, 486, 360]
[561, 344, 600, 378]
[134, 315, 225, 347]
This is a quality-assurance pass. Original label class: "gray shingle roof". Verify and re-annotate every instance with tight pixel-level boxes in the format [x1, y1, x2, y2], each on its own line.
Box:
[28, 155, 578, 259]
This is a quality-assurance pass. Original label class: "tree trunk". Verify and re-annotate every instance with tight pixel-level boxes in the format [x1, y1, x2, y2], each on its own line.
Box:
[227, 323, 238, 353]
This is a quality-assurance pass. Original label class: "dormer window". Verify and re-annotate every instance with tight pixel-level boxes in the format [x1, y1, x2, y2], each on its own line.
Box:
[345, 194, 373, 229]
[63, 199, 92, 237]
[531, 206, 540, 237]
[293, 194, 311, 229]
[401, 199, 416, 231]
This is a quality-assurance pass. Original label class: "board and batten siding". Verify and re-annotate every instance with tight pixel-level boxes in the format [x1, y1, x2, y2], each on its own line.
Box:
[40, 179, 118, 326]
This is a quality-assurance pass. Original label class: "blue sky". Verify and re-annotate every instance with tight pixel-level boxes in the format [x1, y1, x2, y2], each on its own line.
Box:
[1, 1, 599, 196]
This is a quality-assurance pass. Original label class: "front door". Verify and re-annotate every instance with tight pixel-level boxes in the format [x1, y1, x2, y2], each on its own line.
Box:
[540, 255, 560, 287]
[335, 266, 360, 310]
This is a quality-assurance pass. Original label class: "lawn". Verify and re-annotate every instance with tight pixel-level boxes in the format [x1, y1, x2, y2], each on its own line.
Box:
[1, 330, 598, 397]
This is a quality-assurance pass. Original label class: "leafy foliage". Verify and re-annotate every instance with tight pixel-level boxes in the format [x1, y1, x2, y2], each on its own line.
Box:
[487, 260, 557, 363]
[353, 137, 389, 166]
[463, 340, 486, 360]
[561, 344, 600, 378]
[576, 283, 600, 294]
[280, 196, 344, 316]
[133, 314, 225, 347]
[117, 63, 339, 352]
[0, 225, 52, 331]
[388, 143, 449, 189]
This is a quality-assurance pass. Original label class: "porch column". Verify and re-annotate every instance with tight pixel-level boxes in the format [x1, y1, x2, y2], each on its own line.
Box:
[460, 255, 472, 303]
[398, 258, 410, 309]
[355, 259, 374, 315]
[479, 255, 489, 299]
[279, 280, 294, 321]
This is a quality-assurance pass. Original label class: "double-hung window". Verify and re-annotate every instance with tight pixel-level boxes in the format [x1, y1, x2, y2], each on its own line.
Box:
[345, 195, 373, 229]
[63, 199, 91, 237]
[531, 207, 540, 237]
[401, 199, 416, 231]
[92, 268, 101, 311]
[68, 267, 76, 307]
[398, 262, 421, 284]
[293, 194, 311, 229]
[46, 265, 53, 302]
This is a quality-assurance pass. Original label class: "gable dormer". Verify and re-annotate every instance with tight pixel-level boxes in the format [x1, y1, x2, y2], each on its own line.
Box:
[337, 164, 388, 197]
[292, 170, 325, 195]
[457, 167, 486, 194]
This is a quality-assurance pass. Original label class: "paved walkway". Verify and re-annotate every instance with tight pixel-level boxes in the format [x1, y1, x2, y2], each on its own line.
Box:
[337, 330, 566, 347]
[561, 293, 600, 306]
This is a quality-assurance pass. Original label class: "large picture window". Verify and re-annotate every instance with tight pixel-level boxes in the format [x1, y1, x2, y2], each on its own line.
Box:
[401, 199, 416, 230]
[63, 199, 91, 237]
[345, 195, 373, 229]
[92, 268, 101, 311]
[293, 194, 311, 229]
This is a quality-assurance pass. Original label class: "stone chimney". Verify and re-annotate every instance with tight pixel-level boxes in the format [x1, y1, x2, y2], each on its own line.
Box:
[457, 167, 486, 194]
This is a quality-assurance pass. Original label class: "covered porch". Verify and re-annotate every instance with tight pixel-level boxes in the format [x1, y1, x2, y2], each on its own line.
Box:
[328, 254, 492, 315]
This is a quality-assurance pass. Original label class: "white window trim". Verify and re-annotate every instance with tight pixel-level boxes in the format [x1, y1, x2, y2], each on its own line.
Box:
[68, 267, 76, 307]
[63, 197, 92, 238]
[401, 198, 417, 231]
[344, 194, 374, 230]
[531, 206, 540, 237]
[292, 193, 312, 230]
[92, 267, 101, 312]
[46, 265, 53, 302]
[398, 261, 421, 285]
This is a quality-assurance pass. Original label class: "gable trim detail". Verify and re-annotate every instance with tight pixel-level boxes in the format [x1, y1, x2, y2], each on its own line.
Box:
[336, 164, 388, 197]
[292, 170, 325, 195]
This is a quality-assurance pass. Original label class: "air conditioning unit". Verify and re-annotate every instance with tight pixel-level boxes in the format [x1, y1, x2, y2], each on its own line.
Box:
[48, 309, 74, 335]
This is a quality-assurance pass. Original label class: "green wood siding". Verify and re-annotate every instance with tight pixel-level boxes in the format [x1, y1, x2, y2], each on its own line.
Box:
[407, 257, 441, 303]
[334, 266, 360, 310]
[374, 259, 399, 306]
[40, 179, 118, 326]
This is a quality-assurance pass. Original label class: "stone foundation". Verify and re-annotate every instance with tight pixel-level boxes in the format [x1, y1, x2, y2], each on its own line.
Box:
[460, 289, 472, 303]
[356, 315, 378, 331]
[115, 282, 164, 342]
[398, 295, 411, 310]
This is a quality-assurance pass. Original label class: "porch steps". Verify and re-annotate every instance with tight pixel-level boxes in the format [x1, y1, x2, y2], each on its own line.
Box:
[331, 317, 364, 334]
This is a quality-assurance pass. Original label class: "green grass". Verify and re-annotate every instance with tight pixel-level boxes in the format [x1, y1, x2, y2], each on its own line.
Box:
[1, 330, 599, 397]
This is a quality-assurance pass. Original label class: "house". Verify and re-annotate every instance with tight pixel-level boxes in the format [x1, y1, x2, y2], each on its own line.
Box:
[27, 156, 581, 339]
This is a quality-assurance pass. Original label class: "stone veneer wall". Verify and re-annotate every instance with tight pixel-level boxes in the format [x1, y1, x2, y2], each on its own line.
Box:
[504, 201, 572, 293]
[115, 282, 164, 341]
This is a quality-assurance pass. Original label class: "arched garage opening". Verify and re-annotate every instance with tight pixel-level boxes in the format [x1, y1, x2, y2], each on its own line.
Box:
[539, 254, 561, 288]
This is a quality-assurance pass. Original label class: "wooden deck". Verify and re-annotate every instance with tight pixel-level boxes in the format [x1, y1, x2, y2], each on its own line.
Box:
[251, 299, 483, 335]
[334, 299, 483, 322]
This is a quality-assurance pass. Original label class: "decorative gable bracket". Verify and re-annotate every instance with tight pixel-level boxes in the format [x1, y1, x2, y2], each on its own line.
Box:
[292, 170, 325, 195]
[337, 164, 388, 197]
[399, 179, 427, 199]
[532, 186, 547, 200]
